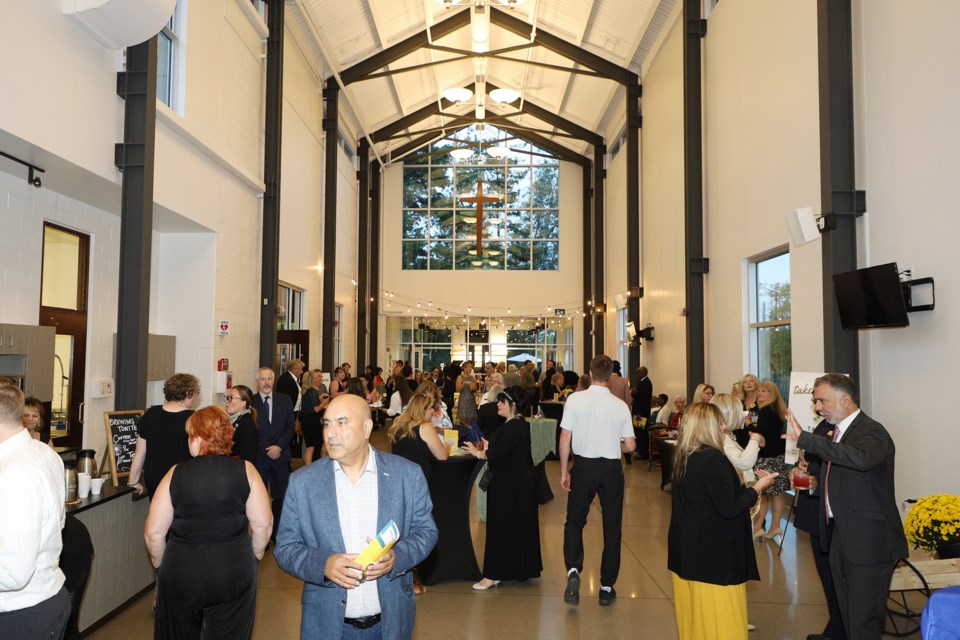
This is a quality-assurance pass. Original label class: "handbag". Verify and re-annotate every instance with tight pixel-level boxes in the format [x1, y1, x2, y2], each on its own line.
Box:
[478, 464, 492, 492]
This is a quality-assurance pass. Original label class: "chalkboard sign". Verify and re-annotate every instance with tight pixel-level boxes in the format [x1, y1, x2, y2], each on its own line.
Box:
[104, 410, 143, 487]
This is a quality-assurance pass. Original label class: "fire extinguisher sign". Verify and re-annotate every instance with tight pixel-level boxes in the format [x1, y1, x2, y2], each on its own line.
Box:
[219, 320, 231, 336]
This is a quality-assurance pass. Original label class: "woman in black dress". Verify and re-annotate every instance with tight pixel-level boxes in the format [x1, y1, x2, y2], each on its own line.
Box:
[145, 406, 273, 640]
[127, 373, 199, 498]
[225, 385, 259, 463]
[299, 369, 330, 465]
[747, 381, 790, 539]
[464, 386, 542, 590]
[388, 393, 449, 482]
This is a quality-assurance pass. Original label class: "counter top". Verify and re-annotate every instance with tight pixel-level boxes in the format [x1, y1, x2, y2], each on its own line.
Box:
[54, 446, 81, 457]
[66, 482, 140, 515]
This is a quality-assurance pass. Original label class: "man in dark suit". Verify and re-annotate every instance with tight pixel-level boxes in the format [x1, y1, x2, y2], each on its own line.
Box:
[276, 358, 304, 416]
[252, 367, 296, 541]
[785, 373, 907, 640]
[632, 366, 653, 459]
[791, 420, 847, 640]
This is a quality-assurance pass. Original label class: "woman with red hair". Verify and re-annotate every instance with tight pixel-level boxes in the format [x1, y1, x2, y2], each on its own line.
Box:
[144, 406, 273, 639]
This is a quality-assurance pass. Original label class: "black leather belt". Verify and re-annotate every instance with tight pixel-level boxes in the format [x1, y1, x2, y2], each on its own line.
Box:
[344, 614, 381, 629]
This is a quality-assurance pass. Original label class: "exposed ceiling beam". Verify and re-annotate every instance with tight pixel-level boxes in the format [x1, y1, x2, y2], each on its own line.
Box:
[489, 7, 632, 85]
[487, 82, 601, 146]
[371, 81, 475, 142]
[341, 7, 471, 85]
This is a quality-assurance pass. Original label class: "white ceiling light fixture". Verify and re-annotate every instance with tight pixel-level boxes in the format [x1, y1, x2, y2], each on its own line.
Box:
[489, 87, 520, 104]
[450, 147, 474, 161]
[442, 87, 473, 103]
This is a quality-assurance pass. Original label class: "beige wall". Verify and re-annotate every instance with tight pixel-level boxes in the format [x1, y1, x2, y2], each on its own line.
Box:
[638, 15, 687, 399]
[703, 0, 824, 389]
[854, 0, 960, 500]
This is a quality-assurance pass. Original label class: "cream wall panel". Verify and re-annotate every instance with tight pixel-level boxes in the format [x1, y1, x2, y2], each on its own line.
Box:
[0, 2, 123, 181]
[855, 0, 960, 501]
[639, 15, 686, 399]
[703, 0, 823, 392]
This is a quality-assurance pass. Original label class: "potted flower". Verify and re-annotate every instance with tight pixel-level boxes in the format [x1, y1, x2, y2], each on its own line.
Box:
[904, 494, 960, 559]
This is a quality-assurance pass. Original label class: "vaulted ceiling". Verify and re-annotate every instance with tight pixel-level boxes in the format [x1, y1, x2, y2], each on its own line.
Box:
[286, 0, 678, 164]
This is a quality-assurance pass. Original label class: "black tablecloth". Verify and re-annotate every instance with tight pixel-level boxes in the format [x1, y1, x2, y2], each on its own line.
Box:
[657, 438, 676, 490]
[419, 456, 483, 585]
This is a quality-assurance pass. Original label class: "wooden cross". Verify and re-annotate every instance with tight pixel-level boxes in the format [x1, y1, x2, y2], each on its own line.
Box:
[458, 179, 501, 256]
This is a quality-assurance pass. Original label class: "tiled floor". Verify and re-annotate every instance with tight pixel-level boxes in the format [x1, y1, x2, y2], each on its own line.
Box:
[87, 434, 836, 639]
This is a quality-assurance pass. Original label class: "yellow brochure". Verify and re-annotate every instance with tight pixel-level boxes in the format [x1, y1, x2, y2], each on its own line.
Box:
[443, 428, 459, 450]
[355, 520, 400, 567]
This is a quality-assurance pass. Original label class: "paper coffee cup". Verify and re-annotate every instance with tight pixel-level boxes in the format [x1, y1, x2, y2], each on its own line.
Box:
[78, 475, 91, 499]
[91, 478, 105, 495]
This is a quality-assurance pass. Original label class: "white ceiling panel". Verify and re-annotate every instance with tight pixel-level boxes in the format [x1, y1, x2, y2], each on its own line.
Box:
[288, 0, 675, 163]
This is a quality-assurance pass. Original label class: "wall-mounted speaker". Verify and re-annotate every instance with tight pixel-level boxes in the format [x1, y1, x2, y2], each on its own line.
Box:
[614, 293, 627, 310]
[786, 207, 820, 246]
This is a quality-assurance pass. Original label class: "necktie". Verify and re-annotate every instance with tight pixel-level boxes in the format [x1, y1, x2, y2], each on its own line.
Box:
[264, 395, 271, 423]
[824, 427, 841, 519]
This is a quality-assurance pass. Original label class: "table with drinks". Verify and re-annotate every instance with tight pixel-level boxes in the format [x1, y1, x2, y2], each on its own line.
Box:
[57, 447, 155, 635]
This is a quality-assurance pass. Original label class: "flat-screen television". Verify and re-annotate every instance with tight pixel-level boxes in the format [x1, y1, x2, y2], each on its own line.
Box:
[832, 262, 909, 329]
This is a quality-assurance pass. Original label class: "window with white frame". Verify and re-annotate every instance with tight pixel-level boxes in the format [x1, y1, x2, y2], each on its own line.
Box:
[334, 303, 343, 366]
[277, 283, 304, 330]
[616, 307, 629, 373]
[157, 2, 183, 109]
[748, 251, 791, 397]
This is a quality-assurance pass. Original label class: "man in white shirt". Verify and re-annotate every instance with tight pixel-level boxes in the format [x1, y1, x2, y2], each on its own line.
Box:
[559, 356, 636, 607]
[274, 394, 438, 640]
[0, 380, 70, 638]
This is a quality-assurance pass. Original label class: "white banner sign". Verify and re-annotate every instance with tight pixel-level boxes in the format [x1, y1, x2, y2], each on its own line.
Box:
[784, 371, 826, 464]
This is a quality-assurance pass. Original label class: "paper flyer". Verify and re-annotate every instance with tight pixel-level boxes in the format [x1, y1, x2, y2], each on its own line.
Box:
[784, 371, 826, 464]
[355, 520, 400, 567]
[443, 428, 459, 450]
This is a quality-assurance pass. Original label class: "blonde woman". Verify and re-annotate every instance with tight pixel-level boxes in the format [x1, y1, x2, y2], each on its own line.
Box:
[668, 403, 778, 640]
[740, 375, 760, 425]
[388, 393, 450, 483]
[711, 394, 764, 483]
[692, 384, 716, 405]
[746, 381, 790, 539]
[299, 369, 330, 465]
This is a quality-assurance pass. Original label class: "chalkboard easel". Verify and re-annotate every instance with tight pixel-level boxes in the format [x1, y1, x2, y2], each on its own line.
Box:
[104, 410, 143, 487]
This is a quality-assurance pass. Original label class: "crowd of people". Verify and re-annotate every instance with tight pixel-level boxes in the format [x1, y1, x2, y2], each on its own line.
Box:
[0, 358, 906, 640]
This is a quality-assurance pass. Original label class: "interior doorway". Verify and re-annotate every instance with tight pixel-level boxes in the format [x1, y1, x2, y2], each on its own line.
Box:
[39, 223, 90, 448]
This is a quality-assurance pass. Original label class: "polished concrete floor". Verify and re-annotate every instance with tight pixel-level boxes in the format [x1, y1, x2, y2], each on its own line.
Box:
[87, 433, 838, 639]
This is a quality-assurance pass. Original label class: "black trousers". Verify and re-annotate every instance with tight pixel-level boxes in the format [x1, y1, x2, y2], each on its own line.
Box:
[809, 532, 846, 640]
[563, 456, 624, 587]
[0, 585, 70, 640]
[829, 524, 898, 640]
[256, 459, 290, 540]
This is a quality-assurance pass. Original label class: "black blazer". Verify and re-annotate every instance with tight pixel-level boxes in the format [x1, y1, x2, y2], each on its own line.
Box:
[797, 411, 908, 562]
[251, 392, 296, 465]
[476, 402, 506, 438]
[230, 412, 259, 464]
[632, 376, 653, 419]
[793, 420, 832, 535]
[276, 371, 301, 409]
[668, 448, 760, 585]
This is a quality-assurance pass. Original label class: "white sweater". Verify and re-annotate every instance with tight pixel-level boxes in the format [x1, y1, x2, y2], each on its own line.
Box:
[722, 433, 761, 483]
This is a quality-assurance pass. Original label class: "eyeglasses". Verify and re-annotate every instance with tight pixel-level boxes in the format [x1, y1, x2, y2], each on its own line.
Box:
[224, 395, 242, 402]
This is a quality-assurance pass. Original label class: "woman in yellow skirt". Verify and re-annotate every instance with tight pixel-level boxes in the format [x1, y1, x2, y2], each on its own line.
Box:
[667, 403, 779, 639]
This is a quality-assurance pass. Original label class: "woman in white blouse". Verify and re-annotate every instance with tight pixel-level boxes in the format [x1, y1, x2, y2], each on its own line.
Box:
[710, 393, 765, 482]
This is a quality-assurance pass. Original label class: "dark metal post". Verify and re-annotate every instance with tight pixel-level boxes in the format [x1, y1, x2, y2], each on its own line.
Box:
[626, 75, 642, 383]
[369, 162, 382, 368]
[593, 144, 606, 355]
[259, 0, 285, 367]
[683, 0, 706, 398]
[818, 0, 859, 378]
[114, 38, 157, 410]
[356, 140, 370, 368]
[321, 78, 340, 372]
[582, 161, 593, 369]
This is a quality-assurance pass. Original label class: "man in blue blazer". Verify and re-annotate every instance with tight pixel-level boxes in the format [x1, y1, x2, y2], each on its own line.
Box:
[252, 367, 296, 541]
[274, 394, 438, 640]
[785, 373, 908, 640]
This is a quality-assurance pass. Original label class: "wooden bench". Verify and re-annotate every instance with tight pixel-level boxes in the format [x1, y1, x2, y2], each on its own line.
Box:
[891, 558, 960, 592]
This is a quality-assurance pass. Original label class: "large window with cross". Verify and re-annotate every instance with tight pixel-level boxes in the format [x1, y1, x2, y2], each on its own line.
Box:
[401, 124, 560, 271]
